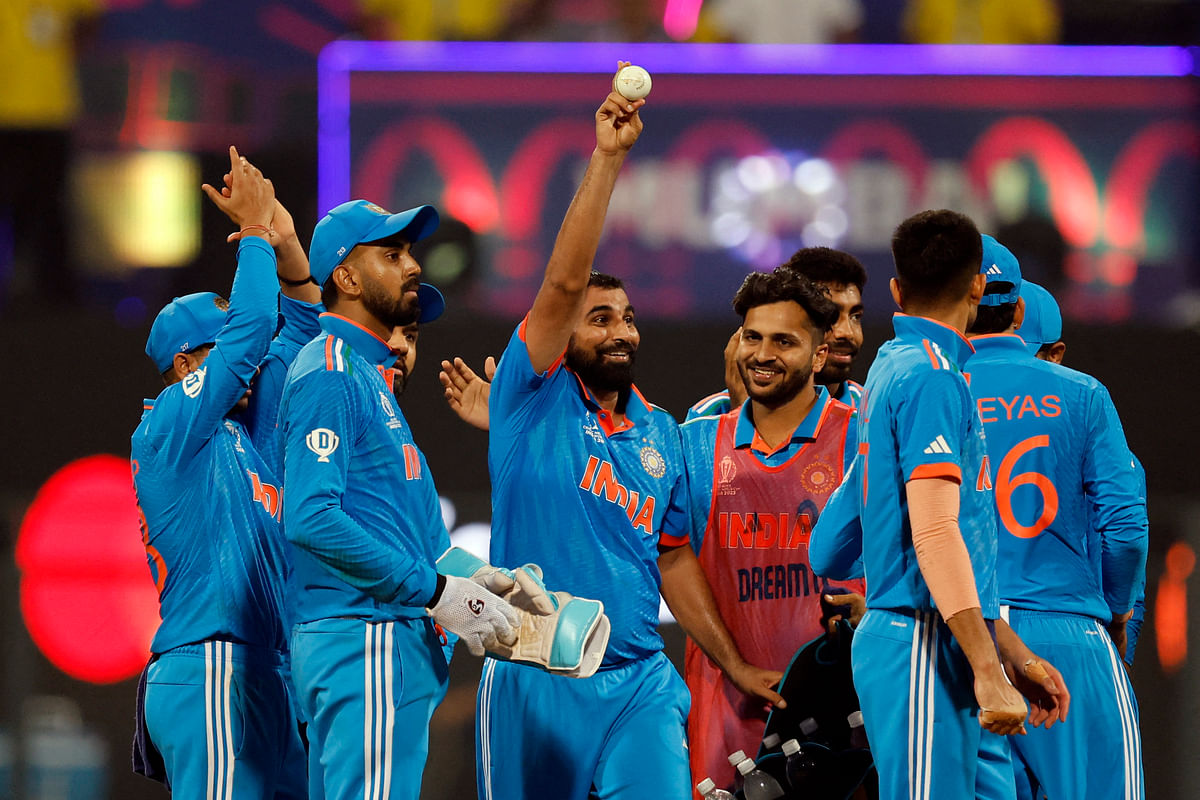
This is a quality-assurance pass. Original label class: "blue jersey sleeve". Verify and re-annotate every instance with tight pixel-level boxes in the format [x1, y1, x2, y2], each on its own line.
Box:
[147, 237, 278, 461]
[244, 295, 323, 469]
[281, 368, 439, 607]
[490, 322, 565, 440]
[1084, 388, 1148, 616]
[810, 454, 865, 580]
[679, 417, 717, 554]
[684, 391, 731, 422]
[657, 424, 692, 548]
[895, 369, 972, 485]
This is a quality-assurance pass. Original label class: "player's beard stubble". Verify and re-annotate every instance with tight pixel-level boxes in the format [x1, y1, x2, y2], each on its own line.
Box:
[362, 275, 421, 330]
[739, 357, 814, 409]
[566, 340, 637, 394]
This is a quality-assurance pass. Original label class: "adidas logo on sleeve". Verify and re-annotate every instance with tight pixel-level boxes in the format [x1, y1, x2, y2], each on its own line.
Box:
[923, 435, 953, 455]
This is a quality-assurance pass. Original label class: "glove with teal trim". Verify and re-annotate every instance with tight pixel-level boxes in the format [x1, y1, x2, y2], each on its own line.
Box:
[436, 547, 611, 678]
[436, 546, 555, 615]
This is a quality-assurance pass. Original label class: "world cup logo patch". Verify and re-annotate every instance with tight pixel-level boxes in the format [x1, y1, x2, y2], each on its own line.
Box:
[640, 446, 666, 478]
[801, 459, 836, 494]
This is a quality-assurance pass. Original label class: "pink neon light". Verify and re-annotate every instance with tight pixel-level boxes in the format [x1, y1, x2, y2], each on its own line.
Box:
[663, 0, 704, 40]
[260, 3, 339, 57]
[500, 119, 596, 239]
[355, 117, 501, 233]
[821, 119, 931, 207]
[1104, 121, 1200, 251]
[965, 117, 1101, 248]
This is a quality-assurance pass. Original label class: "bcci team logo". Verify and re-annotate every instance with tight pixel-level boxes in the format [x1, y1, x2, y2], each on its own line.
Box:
[306, 428, 340, 462]
[640, 446, 666, 479]
[801, 459, 836, 494]
[366, 203, 390, 215]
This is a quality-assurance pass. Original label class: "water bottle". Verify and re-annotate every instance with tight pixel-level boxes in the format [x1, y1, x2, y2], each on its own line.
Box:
[734, 756, 785, 800]
[781, 738, 817, 790]
[696, 777, 736, 800]
[761, 732, 781, 753]
[799, 716, 819, 740]
[848, 710, 869, 749]
[727, 750, 748, 792]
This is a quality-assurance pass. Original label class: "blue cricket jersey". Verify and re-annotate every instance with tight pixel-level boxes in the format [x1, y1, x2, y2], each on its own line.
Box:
[679, 387, 857, 553]
[488, 322, 690, 669]
[684, 381, 862, 422]
[132, 236, 292, 654]
[280, 313, 448, 623]
[239, 294, 322, 476]
[967, 334, 1147, 622]
[855, 314, 999, 617]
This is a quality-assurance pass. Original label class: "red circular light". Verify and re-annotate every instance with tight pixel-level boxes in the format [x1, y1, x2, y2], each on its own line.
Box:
[16, 455, 160, 684]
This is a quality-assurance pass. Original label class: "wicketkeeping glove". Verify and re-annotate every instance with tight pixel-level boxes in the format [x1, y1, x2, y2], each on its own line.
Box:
[427, 575, 518, 657]
[436, 547, 556, 615]
[436, 547, 611, 678]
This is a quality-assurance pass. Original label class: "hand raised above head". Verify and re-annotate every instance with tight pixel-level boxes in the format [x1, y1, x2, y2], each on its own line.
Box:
[201, 145, 276, 233]
[595, 61, 646, 156]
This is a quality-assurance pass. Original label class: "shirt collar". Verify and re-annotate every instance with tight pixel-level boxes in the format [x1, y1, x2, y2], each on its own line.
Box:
[570, 370, 653, 435]
[969, 333, 1034, 360]
[892, 313, 975, 369]
[735, 385, 831, 453]
[319, 312, 396, 368]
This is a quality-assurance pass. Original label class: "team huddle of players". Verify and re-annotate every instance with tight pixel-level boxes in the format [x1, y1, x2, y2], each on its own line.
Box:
[131, 70, 1146, 800]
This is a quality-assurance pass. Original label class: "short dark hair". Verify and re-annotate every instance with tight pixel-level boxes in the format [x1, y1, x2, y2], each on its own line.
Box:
[968, 302, 1018, 335]
[320, 275, 338, 309]
[780, 247, 867, 292]
[587, 271, 624, 290]
[732, 268, 839, 340]
[891, 210, 982, 306]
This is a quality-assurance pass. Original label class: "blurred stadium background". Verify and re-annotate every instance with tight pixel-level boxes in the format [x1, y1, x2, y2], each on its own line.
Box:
[1, 1, 1197, 797]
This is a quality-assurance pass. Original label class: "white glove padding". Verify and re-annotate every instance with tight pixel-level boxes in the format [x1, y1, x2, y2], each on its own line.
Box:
[427, 575, 519, 657]
[436, 547, 555, 615]
[489, 590, 611, 679]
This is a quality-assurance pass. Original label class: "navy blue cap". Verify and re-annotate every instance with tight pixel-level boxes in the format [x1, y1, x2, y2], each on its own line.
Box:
[979, 234, 1022, 306]
[309, 200, 440, 287]
[415, 282, 445, 324]
[145, 292, 229, 372]
[1017, 281, 1063, 354]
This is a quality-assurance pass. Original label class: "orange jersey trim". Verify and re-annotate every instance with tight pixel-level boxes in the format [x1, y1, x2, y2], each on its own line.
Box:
[909, 462, 962, 484]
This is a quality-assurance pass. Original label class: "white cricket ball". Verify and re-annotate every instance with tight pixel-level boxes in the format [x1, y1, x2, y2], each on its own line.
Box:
[614, 65, 652, 101]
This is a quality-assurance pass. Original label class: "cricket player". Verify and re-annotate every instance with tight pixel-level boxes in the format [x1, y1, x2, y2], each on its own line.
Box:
[679, 267, 865, 791]
[131, 148, 308, 798]
[278, 198, 521, 800]
[967, 238, 1147, 799]
[685, 246, 867, 421]
[814, 210, 1066, 800]
[476, 75, 781, 800]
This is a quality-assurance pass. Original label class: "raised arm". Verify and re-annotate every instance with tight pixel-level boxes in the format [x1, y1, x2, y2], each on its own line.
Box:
[205, 160, 321, 305]
[522, 67, 645, 373]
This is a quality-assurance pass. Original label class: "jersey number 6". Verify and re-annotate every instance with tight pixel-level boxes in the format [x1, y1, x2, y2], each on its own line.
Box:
[995, 434, 1058, 539]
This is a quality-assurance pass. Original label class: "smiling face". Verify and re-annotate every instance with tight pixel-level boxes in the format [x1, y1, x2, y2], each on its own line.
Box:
[736, 301, 827, 409]
[566, 286, 640, 394]
[816, 281, 863, 385]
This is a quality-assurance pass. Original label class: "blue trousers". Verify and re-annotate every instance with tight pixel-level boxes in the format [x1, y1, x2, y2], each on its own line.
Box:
[852, 609, 1015, 800]
[1006, 609, 1143, 800]
[291, 617, 449, 800]
[475, 652, 691, 800]
[145, 641, 307, 800]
